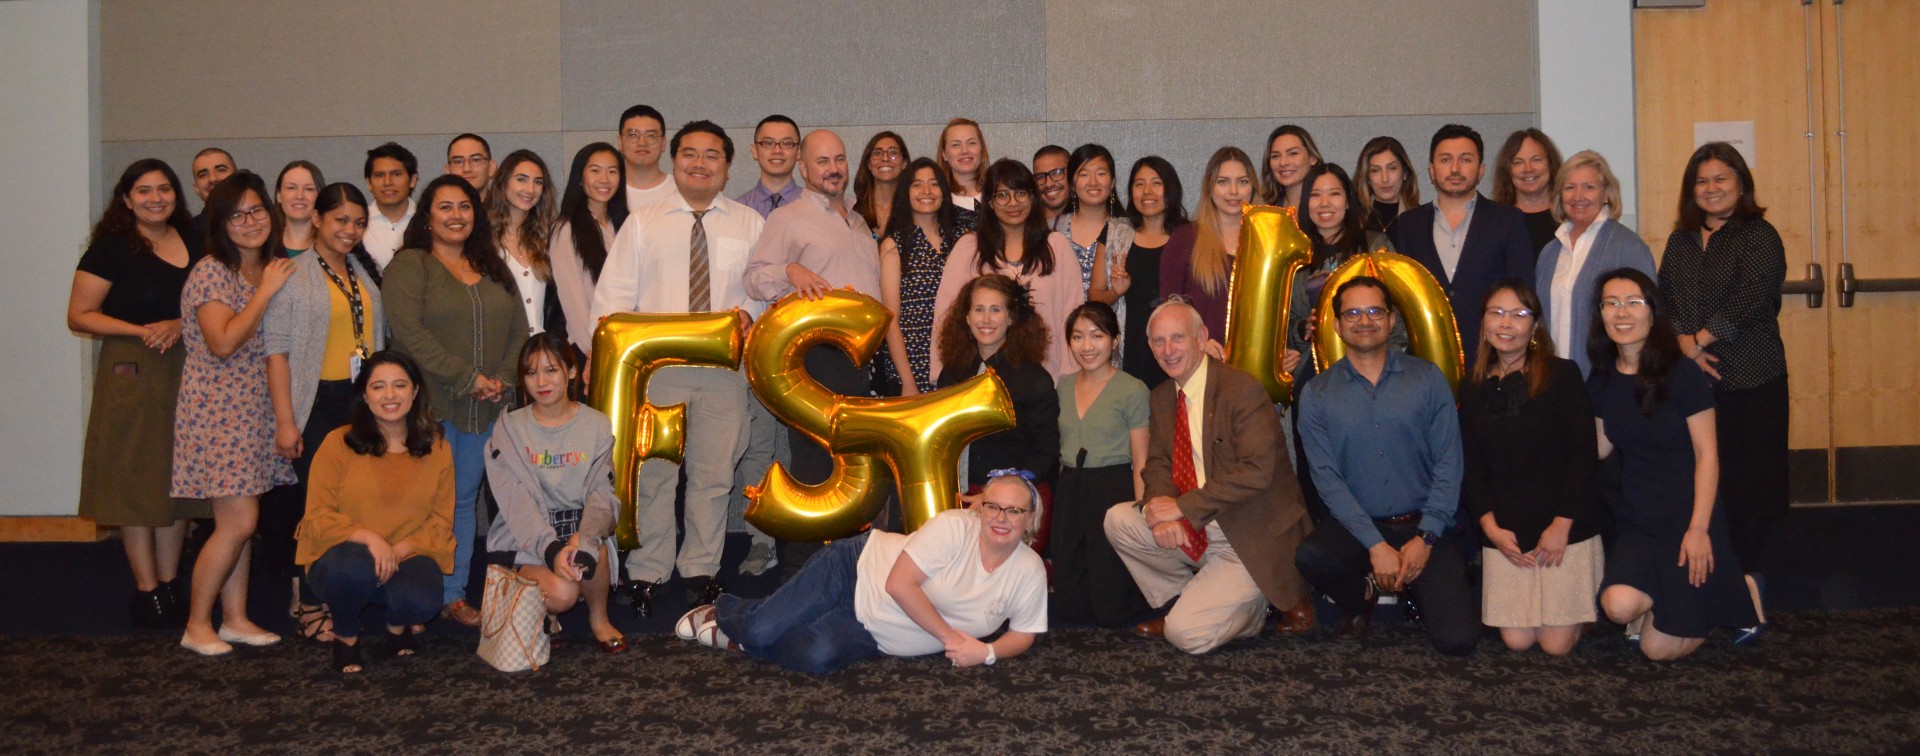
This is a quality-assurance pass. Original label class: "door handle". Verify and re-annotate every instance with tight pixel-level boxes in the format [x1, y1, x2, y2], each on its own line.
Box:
[1837, 264, 1920, 308]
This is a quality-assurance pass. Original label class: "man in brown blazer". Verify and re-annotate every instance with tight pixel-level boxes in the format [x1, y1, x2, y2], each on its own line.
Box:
[1103, 300, 1316, 654]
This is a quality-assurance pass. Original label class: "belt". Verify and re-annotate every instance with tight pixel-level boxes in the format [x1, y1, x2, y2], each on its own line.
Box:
[1373, 512, 1421, 525]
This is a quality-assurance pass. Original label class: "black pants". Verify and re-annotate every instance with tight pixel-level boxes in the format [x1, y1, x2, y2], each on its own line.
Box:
[1052, 460, 1148, 627]
[780, 346, 887, 576]
[258, 379, 356, 604]
[1716, 375, 1789, 573]
[1295, 518, 1479, 656]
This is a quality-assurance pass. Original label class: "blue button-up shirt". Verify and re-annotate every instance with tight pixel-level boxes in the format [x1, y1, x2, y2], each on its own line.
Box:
[1298, 349, 1462, 548]
[735, 180, 803, 219]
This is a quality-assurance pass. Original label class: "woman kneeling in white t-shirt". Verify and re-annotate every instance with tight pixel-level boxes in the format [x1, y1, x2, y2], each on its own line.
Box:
[677, 469, 1049, 674]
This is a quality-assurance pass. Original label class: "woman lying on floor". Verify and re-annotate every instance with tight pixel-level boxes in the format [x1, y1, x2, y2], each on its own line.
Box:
[676, 469, 1049, 674]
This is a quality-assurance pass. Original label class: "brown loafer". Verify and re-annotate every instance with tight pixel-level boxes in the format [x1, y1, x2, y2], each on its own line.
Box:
[1270, 597, 1316, 636]
[1132, 617, 1166, 639]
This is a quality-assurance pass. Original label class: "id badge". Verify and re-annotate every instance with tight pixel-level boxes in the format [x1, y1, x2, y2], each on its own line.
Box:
[349, 349, 366, 382]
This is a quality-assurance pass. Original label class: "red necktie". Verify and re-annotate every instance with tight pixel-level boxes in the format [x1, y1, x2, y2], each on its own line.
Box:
[1172, 390, 1209, 560]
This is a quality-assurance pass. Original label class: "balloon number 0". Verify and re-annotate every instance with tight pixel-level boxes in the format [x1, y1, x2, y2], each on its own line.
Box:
[588, 289, 1016, 547]
[1223, 204, 1464, 405]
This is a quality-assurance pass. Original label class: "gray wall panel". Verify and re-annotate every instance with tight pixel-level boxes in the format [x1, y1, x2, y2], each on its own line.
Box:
[1043, 0, 1537, 122]
[561, 0, 1047, 131]
[101, 0, 561, 142]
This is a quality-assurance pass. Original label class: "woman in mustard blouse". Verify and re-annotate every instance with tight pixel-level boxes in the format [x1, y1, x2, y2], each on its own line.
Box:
[296, 350, 455, 674]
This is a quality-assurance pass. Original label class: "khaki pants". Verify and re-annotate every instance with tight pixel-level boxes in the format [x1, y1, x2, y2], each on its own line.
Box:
[1104, 502, 1267, 654]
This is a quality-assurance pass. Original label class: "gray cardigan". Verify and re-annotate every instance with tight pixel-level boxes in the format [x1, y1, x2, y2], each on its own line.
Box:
[263, 251, 386, 430]
[1534, 219, 1656, 376]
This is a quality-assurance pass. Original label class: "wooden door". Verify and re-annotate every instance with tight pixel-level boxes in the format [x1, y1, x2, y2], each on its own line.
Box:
[1824, 0, 1920, 502]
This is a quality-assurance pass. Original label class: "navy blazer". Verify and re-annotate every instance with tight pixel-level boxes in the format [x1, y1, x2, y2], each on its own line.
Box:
[1391, 194, 1536, 367]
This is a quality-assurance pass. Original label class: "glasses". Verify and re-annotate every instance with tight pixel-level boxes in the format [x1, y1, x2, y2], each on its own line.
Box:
[1600, 298, 1650, 312]
[1034, 167, 1067, 184]
[990, 190, 1032, 206]
[227, 206, 270, 225]
[870, 146, 902, 160]
[623, 129, 664, 145]
[1338, 306, 1389, 322]
[448, 156, 487, 168]
[1485, 306, 1535, 321]
[756, 138, 798, 151]
[980, 502, 1031, 519]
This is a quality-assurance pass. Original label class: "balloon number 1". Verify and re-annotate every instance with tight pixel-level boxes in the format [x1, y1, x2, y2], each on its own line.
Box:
[1224, 205, 1314, 406]
[588, 289, 1017, 548]
[588, 312, 746, 550]
[741, 289, 1014, 541]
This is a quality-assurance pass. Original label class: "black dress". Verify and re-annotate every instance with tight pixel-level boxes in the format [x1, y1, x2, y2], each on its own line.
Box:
[1590, 359, 1758, 637]
[1120, 242, 1168, 389]
[1522, 208, 1558, 259]
[936, 352, 1059, 490]
[1460, 357, 1600, 550]
[885, 223, 967, 394]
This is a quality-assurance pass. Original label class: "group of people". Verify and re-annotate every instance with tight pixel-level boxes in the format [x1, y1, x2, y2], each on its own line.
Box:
[69, 105, 1789, 674]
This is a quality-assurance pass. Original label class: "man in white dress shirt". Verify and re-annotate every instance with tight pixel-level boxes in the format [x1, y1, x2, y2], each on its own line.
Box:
[592, 120, 765, 615]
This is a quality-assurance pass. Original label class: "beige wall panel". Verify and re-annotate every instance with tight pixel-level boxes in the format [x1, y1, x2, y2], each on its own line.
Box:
[560, 0, 1047, 132]
[1043, 0, 1537, 122]
[1634, 3, 1831, 452]
[101, 0, 561, 142]
[1825, 0, 1920, 450]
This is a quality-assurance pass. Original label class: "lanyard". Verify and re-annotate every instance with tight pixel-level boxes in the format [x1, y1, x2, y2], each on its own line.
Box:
[314, 255, 368, 357]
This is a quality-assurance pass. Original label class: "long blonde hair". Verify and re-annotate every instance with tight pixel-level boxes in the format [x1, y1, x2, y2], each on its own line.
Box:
[1189, 146, 1258, 296]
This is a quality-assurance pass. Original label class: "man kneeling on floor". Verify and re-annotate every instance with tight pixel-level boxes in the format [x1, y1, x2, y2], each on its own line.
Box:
[1105, 300, 1316, 654]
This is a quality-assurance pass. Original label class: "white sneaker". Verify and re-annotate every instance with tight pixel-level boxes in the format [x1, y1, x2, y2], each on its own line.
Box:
[675, 605, 717, 641]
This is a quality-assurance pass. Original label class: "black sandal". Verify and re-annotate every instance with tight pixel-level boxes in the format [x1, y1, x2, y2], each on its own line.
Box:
[294, 604, 335, 644]
[385, 626, 418, 658]
[332, 638, 365, 674]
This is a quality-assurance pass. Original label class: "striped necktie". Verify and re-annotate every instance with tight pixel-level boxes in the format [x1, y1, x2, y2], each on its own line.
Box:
[689, 208, 711, 312]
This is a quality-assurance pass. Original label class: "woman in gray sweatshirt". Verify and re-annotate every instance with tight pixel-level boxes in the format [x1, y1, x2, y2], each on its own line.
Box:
[484, 333, 625, 653]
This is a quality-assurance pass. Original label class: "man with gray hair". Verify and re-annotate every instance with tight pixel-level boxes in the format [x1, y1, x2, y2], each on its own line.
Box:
[1104, 300, 1316, 654]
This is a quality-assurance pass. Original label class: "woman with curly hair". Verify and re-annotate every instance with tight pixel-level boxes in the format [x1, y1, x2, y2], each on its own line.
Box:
[935, 274, 1061, 507]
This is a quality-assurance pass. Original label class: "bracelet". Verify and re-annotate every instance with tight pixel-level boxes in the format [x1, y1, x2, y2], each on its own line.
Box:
[984, 642, 997, 666]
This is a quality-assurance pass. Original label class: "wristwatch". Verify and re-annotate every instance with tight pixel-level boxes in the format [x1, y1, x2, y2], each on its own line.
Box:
[1419, 530, 1439, 547]
[984, 642, 998, 666]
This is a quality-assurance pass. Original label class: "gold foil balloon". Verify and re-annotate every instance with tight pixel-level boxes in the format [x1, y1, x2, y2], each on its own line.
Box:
[742, 288, 1016, 541]
[588, 311, 745, 549]
[741, 289, 894, 541]
[1310, 250, 1465, 391]
[832, 372, 1015, 533]
[1223, 204, 1315, 405]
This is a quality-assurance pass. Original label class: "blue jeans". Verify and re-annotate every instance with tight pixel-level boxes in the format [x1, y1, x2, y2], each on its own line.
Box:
[714, 533, 881, 674]
[306, 543, 441, 639]
[442, 421, 491, 605]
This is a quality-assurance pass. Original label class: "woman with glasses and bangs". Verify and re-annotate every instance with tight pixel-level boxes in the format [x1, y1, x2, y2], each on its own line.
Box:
[675, 469, 1049, 675]
[930, 159, 1086, 379]
[173, 171, 301, 655]
[1458, 279, 1601, 657]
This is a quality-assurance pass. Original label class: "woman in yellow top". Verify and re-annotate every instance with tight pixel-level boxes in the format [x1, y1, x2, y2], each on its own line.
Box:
[296, 350, 455, 674]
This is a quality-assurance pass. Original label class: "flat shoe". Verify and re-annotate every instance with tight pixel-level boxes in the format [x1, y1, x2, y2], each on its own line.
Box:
[217, 626, 283, 647]
[440, 599, 481, 627]
[180, 632, 233, 657]
[598, 635, 629, 655]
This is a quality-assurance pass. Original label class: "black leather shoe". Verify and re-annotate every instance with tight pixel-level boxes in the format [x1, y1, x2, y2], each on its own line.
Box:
[1400, 594, 1424, 629]
[619, 580, 655, 618]
[686, 577, 725, 607]
[1334, 608, 1373, 640]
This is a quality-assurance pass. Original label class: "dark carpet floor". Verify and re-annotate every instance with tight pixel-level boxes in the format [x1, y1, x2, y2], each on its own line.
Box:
[5, 505, 1920, 753]
[4, 610, 1920, 754]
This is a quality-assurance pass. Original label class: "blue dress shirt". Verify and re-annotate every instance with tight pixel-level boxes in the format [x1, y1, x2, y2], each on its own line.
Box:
[1298, 349, 1463, 548]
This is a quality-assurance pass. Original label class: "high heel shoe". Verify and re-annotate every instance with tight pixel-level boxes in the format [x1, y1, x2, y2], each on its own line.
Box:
[180, 631, 233, 657]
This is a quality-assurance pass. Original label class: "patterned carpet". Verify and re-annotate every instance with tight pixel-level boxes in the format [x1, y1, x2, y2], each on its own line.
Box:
[5, 609, 1919, 754]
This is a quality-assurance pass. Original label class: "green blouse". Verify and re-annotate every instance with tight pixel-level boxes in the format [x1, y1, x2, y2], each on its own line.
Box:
[1056, 369, 1150, 468]
[381, 248, 528, 434]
